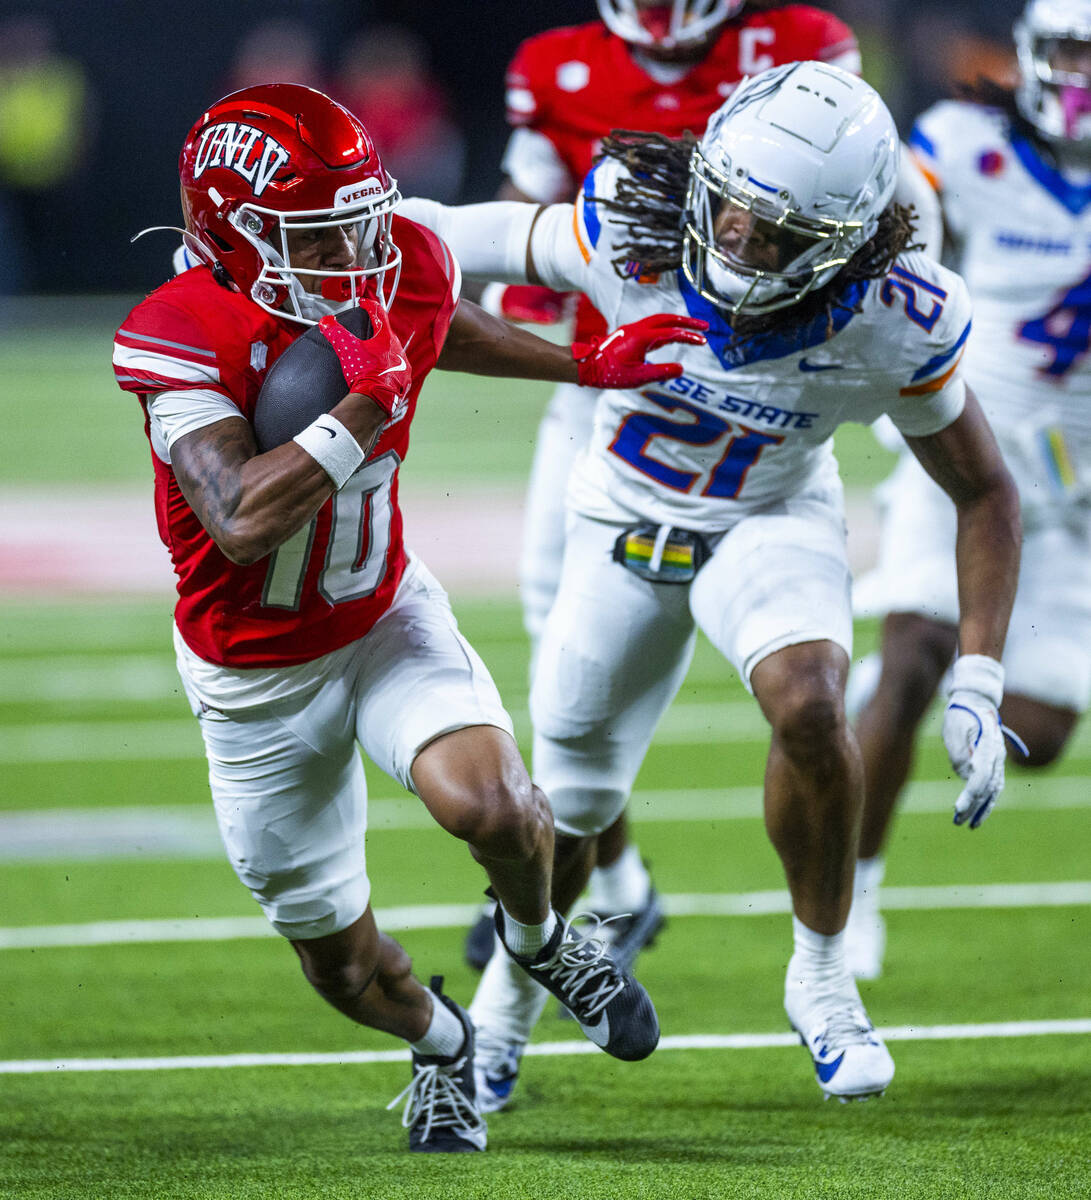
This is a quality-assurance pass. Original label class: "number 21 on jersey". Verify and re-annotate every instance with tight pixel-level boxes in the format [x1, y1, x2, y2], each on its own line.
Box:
[609, 392, 782, 498]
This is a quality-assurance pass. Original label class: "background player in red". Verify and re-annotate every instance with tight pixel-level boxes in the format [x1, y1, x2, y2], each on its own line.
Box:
[112, 84, 704, 1154]
[463, 0, 864, 989]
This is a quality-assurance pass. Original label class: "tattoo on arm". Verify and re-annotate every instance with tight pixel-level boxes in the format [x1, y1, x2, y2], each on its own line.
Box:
[170, 417, 255, 538]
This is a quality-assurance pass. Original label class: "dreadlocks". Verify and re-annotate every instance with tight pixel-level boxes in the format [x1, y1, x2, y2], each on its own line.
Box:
[595, 130, 694, 275]
[593, 129, 920, 342]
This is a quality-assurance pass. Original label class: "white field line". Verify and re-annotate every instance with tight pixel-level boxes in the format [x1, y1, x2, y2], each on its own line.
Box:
[3, 882, 1089, 951]
[3, 1019, 1090, 1075]
[0, 701, 772, 763]
[4, 701, 1091, 765]
[0, 656, 180, 702]
[2, 774, 1089, 862]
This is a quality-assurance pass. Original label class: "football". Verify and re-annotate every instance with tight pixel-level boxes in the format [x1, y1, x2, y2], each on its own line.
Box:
[252, 306, 374, 451]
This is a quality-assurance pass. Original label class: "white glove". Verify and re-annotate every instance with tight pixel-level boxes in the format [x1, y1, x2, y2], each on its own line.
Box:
[942, 654, 1006, 829]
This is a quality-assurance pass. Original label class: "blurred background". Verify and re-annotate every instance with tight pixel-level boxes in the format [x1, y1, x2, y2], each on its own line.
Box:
[0, 0, 1025, 298]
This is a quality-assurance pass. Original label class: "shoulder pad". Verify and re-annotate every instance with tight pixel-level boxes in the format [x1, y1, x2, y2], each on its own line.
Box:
[769, 6, 859, 65]
[880, 253, 972, 396]
[505, 22, 603, 127]
[114, 281, 227, 397]
[573, 157, 632, 266]
[911, 101, 1009, 185]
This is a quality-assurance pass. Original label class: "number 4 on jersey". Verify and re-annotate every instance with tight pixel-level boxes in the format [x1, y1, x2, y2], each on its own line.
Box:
[1018, 270, 1091, 377]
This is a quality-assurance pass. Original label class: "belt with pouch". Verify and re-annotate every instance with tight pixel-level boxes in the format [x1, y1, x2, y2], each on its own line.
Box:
[612, 523, 710, 584]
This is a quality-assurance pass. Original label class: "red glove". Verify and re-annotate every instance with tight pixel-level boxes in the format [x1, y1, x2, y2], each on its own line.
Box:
[316, 300, 412, 418]
[482, 282, 573, 324]
[573, 313, 709, 389]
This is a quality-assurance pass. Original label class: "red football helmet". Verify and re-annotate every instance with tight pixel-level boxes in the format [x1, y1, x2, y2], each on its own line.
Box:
[596, 0, 744, 50]
[178, 83, 401, 325]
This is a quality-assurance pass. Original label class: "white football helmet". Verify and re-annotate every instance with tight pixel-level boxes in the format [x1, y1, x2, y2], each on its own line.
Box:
[1015, 0, 1091, 145]
[682, 61, 899, 317]
[596, 0, 743, 50]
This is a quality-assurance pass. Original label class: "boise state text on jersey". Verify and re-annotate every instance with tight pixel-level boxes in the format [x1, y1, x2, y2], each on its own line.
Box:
[549, 156, 972, 532]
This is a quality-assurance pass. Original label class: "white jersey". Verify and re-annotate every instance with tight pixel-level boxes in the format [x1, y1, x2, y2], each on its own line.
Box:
[532, 157, 970, 533]
[911, 101, 1091, 510]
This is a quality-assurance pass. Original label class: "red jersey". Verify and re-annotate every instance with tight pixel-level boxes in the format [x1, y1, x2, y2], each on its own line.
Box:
[504, 6, 859, 340]
[113, 216, 459, 669]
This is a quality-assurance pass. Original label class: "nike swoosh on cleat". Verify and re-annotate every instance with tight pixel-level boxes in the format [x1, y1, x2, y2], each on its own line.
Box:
[799, 357, 843, 372]
[485, 1075, 515, 1098]
[816, 1052, 846, 1083]
[579, 1013, 611, 1048]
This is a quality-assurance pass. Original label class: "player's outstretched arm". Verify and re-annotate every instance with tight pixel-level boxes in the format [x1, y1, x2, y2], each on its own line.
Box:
[904, 387, 1022, 828]
[437, 299, 706, 387]
[471, 177, 575, 324]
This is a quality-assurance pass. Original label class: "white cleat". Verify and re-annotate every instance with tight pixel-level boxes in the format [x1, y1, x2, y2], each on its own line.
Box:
[785, 969, 895, 1101]
[473, 1029, 526, 1113]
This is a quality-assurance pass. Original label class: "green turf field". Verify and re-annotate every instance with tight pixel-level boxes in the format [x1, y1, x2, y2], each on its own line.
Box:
[1, 313, 1088, 1199]
[0, 312, 899, 491]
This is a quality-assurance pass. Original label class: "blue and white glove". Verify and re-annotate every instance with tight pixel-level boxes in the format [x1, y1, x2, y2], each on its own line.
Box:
[943, 654, 1006, 829]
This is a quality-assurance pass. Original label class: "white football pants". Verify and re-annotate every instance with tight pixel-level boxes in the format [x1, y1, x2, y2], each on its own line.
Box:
[531, 486, 853, 837]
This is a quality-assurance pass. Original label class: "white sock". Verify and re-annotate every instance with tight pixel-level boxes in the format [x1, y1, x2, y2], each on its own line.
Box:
[410, 994, 467, 1059]
[499, 906, 558, 958]
[587, 845, 650, 914]
[853, 857, 885, 906]
[787, 915, 849, 995]
[470, 944, 551, 1043]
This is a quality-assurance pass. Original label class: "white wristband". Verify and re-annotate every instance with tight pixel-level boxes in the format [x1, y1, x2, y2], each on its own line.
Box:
[292, 415, 366, 490]
[480, 281, 507, 318]
[948, 654, 1005, 707]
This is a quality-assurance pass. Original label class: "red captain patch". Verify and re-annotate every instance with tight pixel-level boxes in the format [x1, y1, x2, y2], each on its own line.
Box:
[977, 149, 1005, 177]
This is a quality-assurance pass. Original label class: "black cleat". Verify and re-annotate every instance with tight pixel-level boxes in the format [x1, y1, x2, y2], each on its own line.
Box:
[497, 909, 660, 1061]
[594, 886, 667, 974]
[387, 977, 487, 1152]
[464, 902, 497, 971]
[555, 889, 667, 1021]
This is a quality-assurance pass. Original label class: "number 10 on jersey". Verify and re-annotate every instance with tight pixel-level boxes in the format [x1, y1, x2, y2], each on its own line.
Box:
[262, 452, 399, 610]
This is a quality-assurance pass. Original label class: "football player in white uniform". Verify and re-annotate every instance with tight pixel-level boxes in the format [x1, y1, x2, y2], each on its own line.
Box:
[460, 1, 942, 977]
[844, 0, 1091, 980]
[402, 60, 1021, 1104]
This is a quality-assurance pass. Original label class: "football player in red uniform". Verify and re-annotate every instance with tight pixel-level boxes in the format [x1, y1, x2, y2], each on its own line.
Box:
[112, 84, 705, 1153]
[464, 0, 863, 1009]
